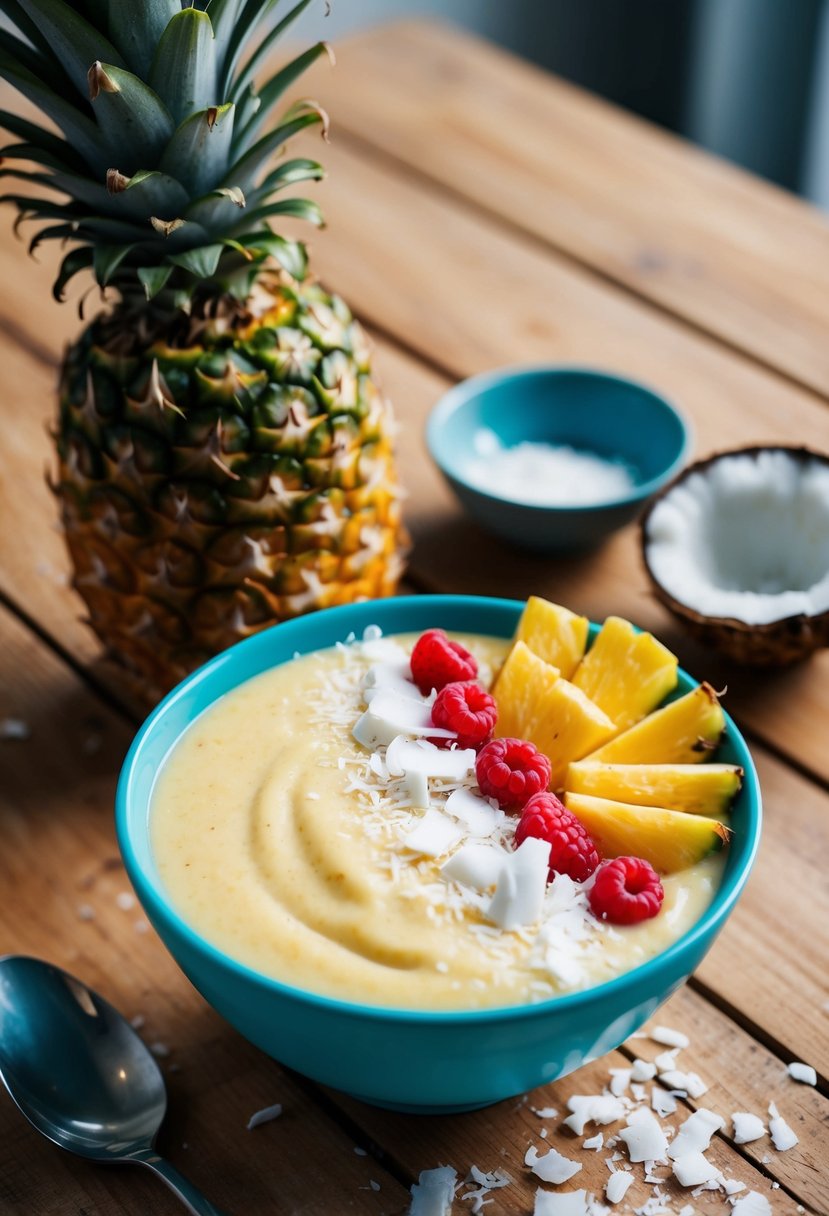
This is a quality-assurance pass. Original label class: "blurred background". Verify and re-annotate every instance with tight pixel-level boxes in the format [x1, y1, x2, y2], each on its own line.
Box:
[298, 0, 829, 209]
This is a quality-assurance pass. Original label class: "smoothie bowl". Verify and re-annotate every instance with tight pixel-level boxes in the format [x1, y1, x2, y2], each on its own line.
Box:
[117, 596, 761, 1112]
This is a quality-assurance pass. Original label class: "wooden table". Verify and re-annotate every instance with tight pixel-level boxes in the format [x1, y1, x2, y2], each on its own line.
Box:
[1, 19, 827, 1215]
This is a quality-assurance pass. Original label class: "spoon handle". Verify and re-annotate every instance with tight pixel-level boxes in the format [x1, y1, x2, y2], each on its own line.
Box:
[135, 1150, 231, 1216]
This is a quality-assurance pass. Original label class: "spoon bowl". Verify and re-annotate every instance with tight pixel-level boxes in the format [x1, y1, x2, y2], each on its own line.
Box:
[0, 956, 227, 1215]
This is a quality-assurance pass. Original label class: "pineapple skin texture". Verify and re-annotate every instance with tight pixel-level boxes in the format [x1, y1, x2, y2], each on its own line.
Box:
[55, 279, 407, 705]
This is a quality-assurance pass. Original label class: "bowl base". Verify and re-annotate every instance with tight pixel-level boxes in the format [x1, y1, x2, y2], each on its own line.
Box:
[347, 1091, 495, 1114]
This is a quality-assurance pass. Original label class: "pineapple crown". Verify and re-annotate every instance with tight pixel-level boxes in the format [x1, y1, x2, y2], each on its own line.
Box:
[0, 0, 331, 310]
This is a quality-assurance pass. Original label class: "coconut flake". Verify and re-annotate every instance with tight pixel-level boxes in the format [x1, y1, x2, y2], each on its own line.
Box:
[532, 1106, 559, 1119]
[618, 1109, 669, 1163]
[630, 1059, 657, 1082]
[0, 717, 30, 740]
[401, 809, 465, 858]
[608, 1069, 632, 1096]
[565, 1095, 627, 1136]
[653, 1050, 679, 1073]
[441, 843, 507, 891]
[671, 1152, 721, 1188]
[445, 787, 503, 837]
[605, 1172, 634, 1204]
[246, 1103, 282, 1130]
[731, 1193, 773, 1216]
[353, 691, 454, 749]
[525, 1145, 582, 1185]
[787, 1061, 817, 1085]
[533, 1189, 591, 1216]
[731, 1112, 765, 1144]
[409, 1166, 457, 1216]
[583, 1133, 604, 1151]
[650, 1088, 677, 1118]
[657, 1069, 707, 1098]
[667, 1108, 724, 1160]
[363, 658, 421, 704]
[387, 737, 475, 781]
[650, 1026, 690, 1050]
[486, 837, 551, 930]
[768, 1102, 798, 1151]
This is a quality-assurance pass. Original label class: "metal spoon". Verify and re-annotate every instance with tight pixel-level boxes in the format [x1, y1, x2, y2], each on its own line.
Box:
[0, 955, 229, 1215]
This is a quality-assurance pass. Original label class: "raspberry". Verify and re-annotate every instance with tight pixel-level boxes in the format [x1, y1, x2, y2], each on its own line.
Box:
[515, 792, 600, 882]
[475, 737, 551, 811]
[588, 857, 665, 925]
[410, 629, 478, 694]
[431, 682, 497, 749]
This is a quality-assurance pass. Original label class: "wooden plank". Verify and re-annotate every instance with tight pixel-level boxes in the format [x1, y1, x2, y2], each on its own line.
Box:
[328, 994, 823, 1215]
[312, 20, 829, 398]
[2, 610, 825, 1216]
[0, 604, 410, 1215]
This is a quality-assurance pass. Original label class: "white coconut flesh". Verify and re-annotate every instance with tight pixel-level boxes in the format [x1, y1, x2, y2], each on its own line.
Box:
[646, 450, 829, 626]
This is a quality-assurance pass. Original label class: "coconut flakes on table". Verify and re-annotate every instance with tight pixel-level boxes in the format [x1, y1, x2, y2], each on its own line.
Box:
[786, 1060, 817, 1085]
[618, 1108, 669, 1163]
[630, 1058, 657, 1082]
[583, 1133, 604, 1151]
[564, 1094, 627, 1136]
[608, 1068, 632, 1096]
[532, 1106, 559, 1118]
[650, 1088, 677, 1118]
[605, 1171, 634, 1204]
[246, 1103, 282, 1130]
[731, 1193, 773, 1216]
[653, 1050, 679, 1073]
[408, 1167, 457, 1216]
[768, 1101, 798, 1151]
[533, 1190, 594, 1216]
[657, 1069, 708, 1099]
[461, 1166, 511, 1213]
[730, 1111, 765, 1144]
[525, 1144, 582, 1184]
[649, 1026, 690, 1050]
[0, 717, 30, 740]
[671, 1151, 723, 1188]
[667, 1108, 724, 1160]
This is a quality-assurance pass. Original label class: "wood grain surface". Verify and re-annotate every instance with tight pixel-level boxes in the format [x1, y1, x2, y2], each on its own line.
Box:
[0, 21, 827, 1216]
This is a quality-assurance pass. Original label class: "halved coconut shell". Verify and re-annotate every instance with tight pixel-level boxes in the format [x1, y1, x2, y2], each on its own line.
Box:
[641, 446, 829, 666]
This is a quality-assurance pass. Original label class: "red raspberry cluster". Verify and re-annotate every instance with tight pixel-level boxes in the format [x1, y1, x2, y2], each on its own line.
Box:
[407, 629, 664, 925]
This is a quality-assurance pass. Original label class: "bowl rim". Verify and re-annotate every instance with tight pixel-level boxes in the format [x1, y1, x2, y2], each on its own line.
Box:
[426, 364, 692, 515]
[117, 594, 761, 1026]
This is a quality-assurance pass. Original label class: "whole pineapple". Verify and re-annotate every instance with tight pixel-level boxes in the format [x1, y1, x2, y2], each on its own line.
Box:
[0, 0, 407, 704]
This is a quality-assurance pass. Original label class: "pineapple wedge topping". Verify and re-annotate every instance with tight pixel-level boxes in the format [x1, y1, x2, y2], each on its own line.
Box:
[566, 762, 743, 818]
[494, 641, 616, 789]
[564, 793, 730, 874]
[514, 596, 589, 679]
[584, 683, 725, 765]
[572, 616, 678, 732]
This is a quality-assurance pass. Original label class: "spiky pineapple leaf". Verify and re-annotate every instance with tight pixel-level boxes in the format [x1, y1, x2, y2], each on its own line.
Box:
[149, 8, 218, 126]
[232, 0, 317, 104]
[168, 243, 224, 277]
[234, 197, 324, 232]
[93, 242, 136, 285]
[223, 108, 327, 193]
[217, 0, 281, 92]
[17, 0, 124, 99]
[0, 108, 85, 169]
[28, 221, 76, 256]
[0, 52, 106, 171]
[236, 230, 308, 280]
[158, 103, 235, 197]
[89, 62, 175, 169]
[117, 169, 191, 221]
[0, 0, 69, 71]
[53, 245, 94, 300]
[107, 0, 180, 74]
[137, 263, 174, 299]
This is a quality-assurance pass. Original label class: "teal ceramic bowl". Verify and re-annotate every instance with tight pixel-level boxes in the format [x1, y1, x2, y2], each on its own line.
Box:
[117, 596, 760, 1114]
[427, 366, 691, 552]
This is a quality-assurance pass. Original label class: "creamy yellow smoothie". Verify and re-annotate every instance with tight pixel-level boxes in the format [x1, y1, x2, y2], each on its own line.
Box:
[151, 632, 725, 1011]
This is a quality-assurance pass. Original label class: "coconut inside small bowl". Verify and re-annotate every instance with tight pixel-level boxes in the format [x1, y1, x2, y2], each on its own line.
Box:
[642, 446, 829, 665]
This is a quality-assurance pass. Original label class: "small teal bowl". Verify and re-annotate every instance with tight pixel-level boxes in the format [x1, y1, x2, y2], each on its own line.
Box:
[427, 366, 691, 552]
[117, 596, 760, 1114]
